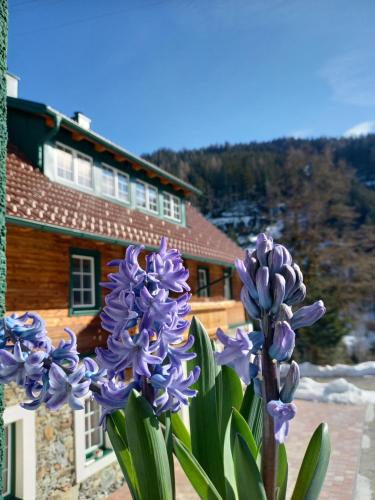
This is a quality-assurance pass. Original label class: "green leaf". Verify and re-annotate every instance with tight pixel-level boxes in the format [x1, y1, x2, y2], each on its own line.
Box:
[125, 391, 173, 500]
[220, 366, 243, 440]
[106, 411, 140, 499]
[233, 434, 267, 500]
[188, 317, 226, 496]
[164, 412, 176, 499]
[291, 423, 331, 500]
[173, 436, 223, 500]
[240, 381, 263, 448]
[240, 380, 255, 422]
[277, 444, 288, 500]
[231, 408, 258, 460]
[170, 411, 191, 451]
[223, 413, 238, 500]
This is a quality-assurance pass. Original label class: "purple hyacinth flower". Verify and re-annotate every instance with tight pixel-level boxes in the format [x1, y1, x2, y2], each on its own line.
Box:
[280, 361, 300, 404]
[137, 287, 176, 330]
[83, 357, 107, 384]
[1, 312, 47, 350]
[241, 287, 261, 320]
[147, 237, 191, 293]
[271, 273, 286, 314]
[50, 328, 79, 369]
[0, 342, 29, 385]
[163, 335, 196, 365]
[256, 233, 273, 266]
[291, 300, 326, 329]
[215, 328, 264, 384]
[280, 265, 296, 298]
[46, 363, 90, 411]
[286, 283, 306, 306]
[101, 245, 146, 293]
[100, 290, 139, 334]
[269, 321, 295, 362]
[150, 364, 200, 414]
[94, 380, 137, 426]
[267, 400, 297, 443]
[96, 329, 162, 377]
[256, 266, 272, 311]
[267, 244, 292, 275]
[235, 258, 258, 301]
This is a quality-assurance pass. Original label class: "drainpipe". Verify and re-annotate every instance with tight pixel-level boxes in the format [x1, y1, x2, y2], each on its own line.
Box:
[38, 113, 61, 169]
[0, 0, 8, 492]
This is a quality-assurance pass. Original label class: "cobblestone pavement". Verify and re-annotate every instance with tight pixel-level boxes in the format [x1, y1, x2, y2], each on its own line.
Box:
[107, 400, 368, 500]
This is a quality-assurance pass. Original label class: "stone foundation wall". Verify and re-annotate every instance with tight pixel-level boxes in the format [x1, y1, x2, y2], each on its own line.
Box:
[5, 384, 125, 499]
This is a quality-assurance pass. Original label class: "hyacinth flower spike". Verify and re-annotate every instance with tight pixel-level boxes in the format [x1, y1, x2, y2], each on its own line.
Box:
[215, 232, 326, 499]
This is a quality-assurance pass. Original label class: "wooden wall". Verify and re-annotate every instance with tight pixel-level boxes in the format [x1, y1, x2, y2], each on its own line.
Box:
[6, 225, 244, 352]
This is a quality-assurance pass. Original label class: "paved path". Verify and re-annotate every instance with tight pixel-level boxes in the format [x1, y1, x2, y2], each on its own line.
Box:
[107, 400, 367, 499]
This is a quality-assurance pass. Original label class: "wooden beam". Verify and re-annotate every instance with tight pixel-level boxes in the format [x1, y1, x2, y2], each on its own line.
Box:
[95, 144, 106, 153]
[132, 163, 142, 171]
[72, 132, 85, 142]
[114, 154, 126, 163]
[45, 116, 55, 128]
[160, 178, 169, 185]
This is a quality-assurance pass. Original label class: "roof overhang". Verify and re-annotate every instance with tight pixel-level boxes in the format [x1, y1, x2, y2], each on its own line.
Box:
[7, 97, 202, 197]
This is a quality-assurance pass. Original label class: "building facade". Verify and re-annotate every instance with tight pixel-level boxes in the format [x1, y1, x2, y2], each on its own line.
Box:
[3, 84, 246, 499]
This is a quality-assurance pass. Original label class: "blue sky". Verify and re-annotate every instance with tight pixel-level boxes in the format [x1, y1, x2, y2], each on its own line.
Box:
[8, 0, 375, 154]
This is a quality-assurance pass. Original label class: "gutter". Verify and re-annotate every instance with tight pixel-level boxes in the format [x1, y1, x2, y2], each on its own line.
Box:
[6, 215, 236, 268]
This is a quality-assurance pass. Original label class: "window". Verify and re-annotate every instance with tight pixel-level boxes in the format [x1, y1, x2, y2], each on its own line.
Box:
[118, 173, 130, 202]
[56, 144, 93, 190]
[84, 398, 106, 464]
[77, 154, 93, 188]
[163, 193, 181, 222]
[197, 268, 210, 298]
[101, 165, 115, 197]
[100, 164, 130, 203]
[3, 405, 36, 499]
[2, 424, 14, 499]
[224, 269, 233, 300]
[74, 394, 115, 482]
[70, 249, 100, 315]
[57, 145, 74, 181]
[135, 181, 158, 213]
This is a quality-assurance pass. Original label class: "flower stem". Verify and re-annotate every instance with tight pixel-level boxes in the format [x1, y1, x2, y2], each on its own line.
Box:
[261, 315, 279, 500]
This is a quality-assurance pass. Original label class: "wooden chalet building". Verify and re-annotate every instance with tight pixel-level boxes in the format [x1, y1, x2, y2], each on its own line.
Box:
[2, 77, 246, 499]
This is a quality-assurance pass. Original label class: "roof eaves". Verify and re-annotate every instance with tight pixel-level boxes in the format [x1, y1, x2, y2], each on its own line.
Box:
[7, 97, 202, 196]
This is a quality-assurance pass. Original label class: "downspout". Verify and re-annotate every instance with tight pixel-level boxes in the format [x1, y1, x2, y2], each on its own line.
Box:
[38, 113, 61, 169]
[0, 0, 8, 492]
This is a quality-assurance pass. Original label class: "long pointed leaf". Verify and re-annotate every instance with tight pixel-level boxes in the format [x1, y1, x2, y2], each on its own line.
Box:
[188, 317, 225, 496]
[125, 391, 173, 500]
[231, 408, 258, 460]
[173, 436, 223, 500]
[291, 423, 331, 500]
[106, 411, 140, 499]
[170, 412, 191, 451]
[223, 414, 238, 500]
[164, 412, 176, 499]
[220, 366, 243, 441]
[233, 434, 267, 500]
[240, 381, 255, 422]
[277, 444, 288, 500]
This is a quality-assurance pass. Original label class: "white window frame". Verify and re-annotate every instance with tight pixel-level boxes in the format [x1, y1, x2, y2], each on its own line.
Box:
[3, 404, 36, 500]
[55, 142, 94, 190]
[100, 163, 130, 203]
[71, 254, 95, 309]
[74, 397, 116, 482]
[224, 269, 232, 300]
[163, 192, 181, 222]
[135, 180, 159, 214]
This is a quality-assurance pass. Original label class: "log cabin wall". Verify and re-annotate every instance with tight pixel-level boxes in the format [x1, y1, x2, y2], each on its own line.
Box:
[6, 225, 245, 353]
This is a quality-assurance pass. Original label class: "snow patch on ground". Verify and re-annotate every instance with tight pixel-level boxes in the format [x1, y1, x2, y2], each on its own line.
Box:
[298, 361, 375, 378]
[295, 377, 375, 405]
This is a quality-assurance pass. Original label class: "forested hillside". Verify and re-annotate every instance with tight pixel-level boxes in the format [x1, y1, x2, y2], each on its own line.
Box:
[145, 136, 375, 363]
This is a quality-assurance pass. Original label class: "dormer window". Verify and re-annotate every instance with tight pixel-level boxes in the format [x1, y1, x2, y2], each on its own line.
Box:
[56, 144, 93, 190]
[163, 192, 181, 222]
[135, 180, 158, 214]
